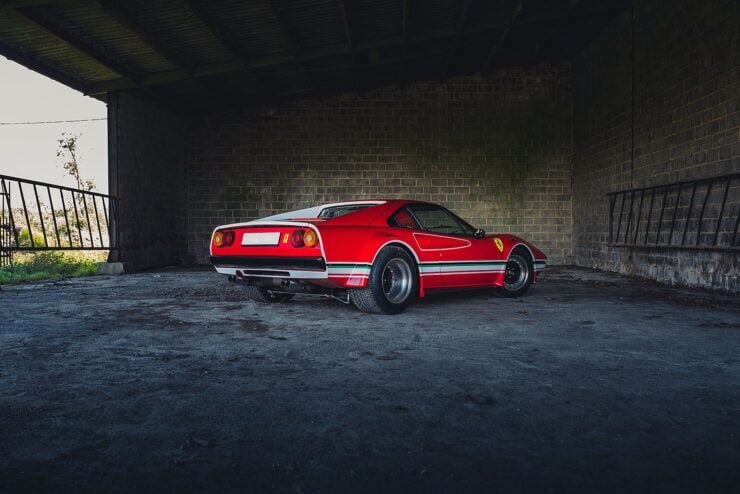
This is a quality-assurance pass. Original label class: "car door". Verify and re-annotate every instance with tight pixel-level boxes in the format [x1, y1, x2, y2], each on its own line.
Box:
[406, 204, 501, 287]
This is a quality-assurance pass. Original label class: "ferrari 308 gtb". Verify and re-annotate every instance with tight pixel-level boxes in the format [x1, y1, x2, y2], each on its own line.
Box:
[210, 200, 546, 314]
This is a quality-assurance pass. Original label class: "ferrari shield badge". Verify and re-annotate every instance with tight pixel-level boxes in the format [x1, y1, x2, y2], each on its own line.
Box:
[493, 237, 504, 253]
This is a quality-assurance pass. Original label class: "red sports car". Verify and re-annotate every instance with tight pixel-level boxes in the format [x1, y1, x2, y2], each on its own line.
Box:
[210, 200, 547, 314]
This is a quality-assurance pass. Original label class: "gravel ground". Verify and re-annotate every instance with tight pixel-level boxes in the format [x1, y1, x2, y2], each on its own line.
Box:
[1, 266, 739, 493]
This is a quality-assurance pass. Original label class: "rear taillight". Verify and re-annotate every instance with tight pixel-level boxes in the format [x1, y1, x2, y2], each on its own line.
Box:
[290, 229, 319, 248]
[213, 230, 235, 248]
[303, 229, 318, 247]
[290, 230, 305, 247]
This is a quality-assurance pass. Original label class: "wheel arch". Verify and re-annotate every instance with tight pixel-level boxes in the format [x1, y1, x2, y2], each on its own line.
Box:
[370, 239, 424, 298]
[508, 243, 535, 264]
[370, 239, 420, 265]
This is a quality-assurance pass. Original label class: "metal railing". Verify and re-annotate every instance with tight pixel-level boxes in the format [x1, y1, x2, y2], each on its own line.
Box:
[0, 182, 11, 267]
[607, 172, 740, 251]
[0, 174, 118, 266]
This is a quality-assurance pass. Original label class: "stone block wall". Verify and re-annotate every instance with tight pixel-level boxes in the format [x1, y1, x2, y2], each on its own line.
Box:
[108, 0, 738, 292]
[187, 66, 574, 264]
[573, 0, 739, 291]
[108, 91, 189, 270]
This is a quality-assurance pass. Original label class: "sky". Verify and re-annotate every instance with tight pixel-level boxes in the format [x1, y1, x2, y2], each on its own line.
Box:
[0, 56, 108, 192]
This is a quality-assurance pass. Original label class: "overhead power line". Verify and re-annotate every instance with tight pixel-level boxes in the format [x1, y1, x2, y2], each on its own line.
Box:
[0, 117, 107, 126]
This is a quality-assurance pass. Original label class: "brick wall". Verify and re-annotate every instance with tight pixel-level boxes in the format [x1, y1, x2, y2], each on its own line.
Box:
[108, 91, 189, 270]
[188, 66, 574, 264]
[109, 0, 738, 292]
[573, 0, 739, 291]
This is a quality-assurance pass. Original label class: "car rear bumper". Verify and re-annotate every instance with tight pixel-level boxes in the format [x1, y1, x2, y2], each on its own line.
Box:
[210, 255, 329, 280]
[210, 255, 326, 270]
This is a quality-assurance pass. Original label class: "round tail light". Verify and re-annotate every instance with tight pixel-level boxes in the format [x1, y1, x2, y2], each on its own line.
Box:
[290, 230, 305, 247]
[303, 229, 318, 247]
[213, 230, 235, 248]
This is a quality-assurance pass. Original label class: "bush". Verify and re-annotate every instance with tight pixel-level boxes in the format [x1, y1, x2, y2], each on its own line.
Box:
[0, 251, 101, 285]
[16, 228, 46, 248]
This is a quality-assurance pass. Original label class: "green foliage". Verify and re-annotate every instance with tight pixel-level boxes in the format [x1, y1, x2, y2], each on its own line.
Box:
[16, 228, 46, 248]
[0, 251, 99, 285]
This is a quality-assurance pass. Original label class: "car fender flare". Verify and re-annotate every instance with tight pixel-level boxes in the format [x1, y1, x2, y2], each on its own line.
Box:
[368, 237, 425, 298]
[507, 242, 535, 263]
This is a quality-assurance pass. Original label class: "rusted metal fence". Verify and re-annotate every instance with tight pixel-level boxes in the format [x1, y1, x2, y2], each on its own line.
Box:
[0, 180, 11, 267]
[607, 172, 740, 251]
[0, 174, 118, 266]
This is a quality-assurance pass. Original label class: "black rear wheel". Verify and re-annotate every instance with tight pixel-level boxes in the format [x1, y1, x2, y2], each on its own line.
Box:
[350, 246, 418, 314]
[244, 285, 294, 303]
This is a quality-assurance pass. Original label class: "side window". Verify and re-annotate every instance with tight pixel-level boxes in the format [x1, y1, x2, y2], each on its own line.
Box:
[390, 208, 422, 229]
[408, 205, 475, 236]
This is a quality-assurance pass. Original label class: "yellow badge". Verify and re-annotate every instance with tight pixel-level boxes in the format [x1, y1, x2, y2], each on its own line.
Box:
[493, 237, 504, 253]
[282, 233, 290, 244]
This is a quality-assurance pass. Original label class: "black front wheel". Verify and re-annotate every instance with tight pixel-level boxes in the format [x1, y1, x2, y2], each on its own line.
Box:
[496, 253, 533, 297]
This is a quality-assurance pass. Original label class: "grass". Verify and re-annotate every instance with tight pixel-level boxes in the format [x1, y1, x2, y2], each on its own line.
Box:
[0, 251, 107, 285]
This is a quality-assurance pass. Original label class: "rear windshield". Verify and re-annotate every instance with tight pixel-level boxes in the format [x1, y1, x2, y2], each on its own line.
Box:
[318, 204, 372, 219]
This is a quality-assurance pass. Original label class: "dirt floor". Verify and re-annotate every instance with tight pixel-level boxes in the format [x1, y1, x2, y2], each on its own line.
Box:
[1, 266, 739, 493]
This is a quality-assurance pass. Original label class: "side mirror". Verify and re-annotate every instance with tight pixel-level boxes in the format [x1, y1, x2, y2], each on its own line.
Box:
[474, 228, 486, 239]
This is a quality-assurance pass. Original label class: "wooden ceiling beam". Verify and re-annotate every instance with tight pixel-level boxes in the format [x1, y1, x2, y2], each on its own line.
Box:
[98, 1, 234, 122]
[481, 0, 526, 75]
[183, 0, 244, 66]
[441, 0, 473, 81]
[456, 0, 473, 31]
[0, 40, 87, 92]
[399, 0, 410, 88]
[183, 0, 274, 103]
[337, 0, 354, 53]
[102, 0, 234, 110]
[97, 1, 192, 74]
[86, 8, 614, 96]
[337, 0, 361, 94]
[86, 18, 511, 94]
[14, 6, 140, 83]
[0, 0, 89, 9]
[269, 0, 319, 99]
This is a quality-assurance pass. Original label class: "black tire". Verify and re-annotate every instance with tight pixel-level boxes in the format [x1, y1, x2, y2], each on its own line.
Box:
[496, 251, 534, 298]
[350, 246, 418, 314]
[243, 285, 294, 303]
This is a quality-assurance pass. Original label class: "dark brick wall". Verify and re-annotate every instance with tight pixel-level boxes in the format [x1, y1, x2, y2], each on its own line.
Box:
[188, 67, 574, 264]
[573, 0, 739, 291]
[108, 0, 736, 291]
[108, 91, 189, 270]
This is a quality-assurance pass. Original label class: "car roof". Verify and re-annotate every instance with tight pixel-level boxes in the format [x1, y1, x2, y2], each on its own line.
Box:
[319, 200, 440, 226]
[258, 199, 436, 222]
